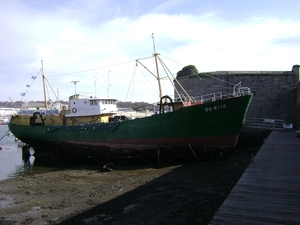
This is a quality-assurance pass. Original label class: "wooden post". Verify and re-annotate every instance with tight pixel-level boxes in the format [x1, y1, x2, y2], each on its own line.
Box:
[157, 147, 160, 168]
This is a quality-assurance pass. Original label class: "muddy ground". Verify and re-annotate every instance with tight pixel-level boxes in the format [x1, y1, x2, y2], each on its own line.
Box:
[0, 130, 270, 225]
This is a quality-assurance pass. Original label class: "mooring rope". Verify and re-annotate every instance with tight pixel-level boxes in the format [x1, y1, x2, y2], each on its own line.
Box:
[0, 130, 10, 141]
[187, 143, 201, 162]
[180, 118, 201, 162]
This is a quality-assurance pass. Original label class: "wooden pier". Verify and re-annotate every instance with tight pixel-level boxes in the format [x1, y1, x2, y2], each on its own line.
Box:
[209, 130, 300, 225]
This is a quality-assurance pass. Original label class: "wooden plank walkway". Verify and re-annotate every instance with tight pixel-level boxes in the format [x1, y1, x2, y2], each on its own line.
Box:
[209, 130, 300, 225]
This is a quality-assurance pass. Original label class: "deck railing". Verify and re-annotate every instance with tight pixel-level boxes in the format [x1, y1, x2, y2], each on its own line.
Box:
[243, 117, 285, 131]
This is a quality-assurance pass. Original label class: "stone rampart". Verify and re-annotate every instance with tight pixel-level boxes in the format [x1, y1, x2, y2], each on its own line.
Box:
[176, 65, 300, 126]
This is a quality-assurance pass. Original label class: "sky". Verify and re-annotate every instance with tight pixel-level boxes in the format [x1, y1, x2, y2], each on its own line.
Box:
[1, 0, 300, 104]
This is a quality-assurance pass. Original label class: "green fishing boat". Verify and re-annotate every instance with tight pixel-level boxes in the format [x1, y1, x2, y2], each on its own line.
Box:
[8, 53, 253, 164]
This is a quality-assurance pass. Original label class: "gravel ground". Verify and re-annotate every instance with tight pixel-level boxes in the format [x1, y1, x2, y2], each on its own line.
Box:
[0, 130, 269, 225]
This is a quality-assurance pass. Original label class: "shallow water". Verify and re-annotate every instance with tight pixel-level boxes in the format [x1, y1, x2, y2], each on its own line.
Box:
[0, 125, 60, 181]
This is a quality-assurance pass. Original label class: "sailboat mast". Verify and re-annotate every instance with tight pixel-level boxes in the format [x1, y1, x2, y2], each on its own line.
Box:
[41, 60, 48, 109]
[152, 33, 162, 99]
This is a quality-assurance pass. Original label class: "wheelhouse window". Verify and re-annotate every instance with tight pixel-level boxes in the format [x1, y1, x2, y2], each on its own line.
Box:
[98, 99, 117, 104]
[90, 100, 98, 105]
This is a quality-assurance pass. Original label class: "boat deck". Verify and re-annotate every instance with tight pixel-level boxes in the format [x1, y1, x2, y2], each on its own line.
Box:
[209, 129, 300, 225]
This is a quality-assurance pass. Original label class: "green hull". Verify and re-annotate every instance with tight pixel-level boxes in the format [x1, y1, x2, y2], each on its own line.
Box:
[8, 94, 252, 159]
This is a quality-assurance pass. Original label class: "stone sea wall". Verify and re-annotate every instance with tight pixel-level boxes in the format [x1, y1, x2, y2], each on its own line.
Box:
[176, 65, 300, 126]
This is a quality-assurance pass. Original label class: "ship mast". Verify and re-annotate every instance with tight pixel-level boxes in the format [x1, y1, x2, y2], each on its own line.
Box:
[152, 33, 163, 100]
[41, 60, 48, 109]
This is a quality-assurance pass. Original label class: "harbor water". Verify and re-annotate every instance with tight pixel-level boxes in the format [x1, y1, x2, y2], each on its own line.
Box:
[0, 125, 59, 181]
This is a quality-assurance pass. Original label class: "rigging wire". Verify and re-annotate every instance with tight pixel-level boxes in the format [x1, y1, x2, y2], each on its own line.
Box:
[201, 73, 237, 86]
[160, 55, 185, 67]
[136, 64, 159, 99]
[44, 62, 72, 96]
[125, 63, 137, 102]
[47, 38, 151, 66]
[126, 56, 167, 102]
[46, 59, 136, 77]
[44, 77, 60, 103]
[130, 70, 135, 102]
[157, 56, 193, 102]
[160, 55, 237, 87]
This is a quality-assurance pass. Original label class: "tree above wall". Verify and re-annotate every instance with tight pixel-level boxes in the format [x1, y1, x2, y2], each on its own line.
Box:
[177, 65, 198, 78]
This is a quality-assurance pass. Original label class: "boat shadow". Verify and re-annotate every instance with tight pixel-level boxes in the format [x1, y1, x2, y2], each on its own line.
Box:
[56, 159, 250, 225]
